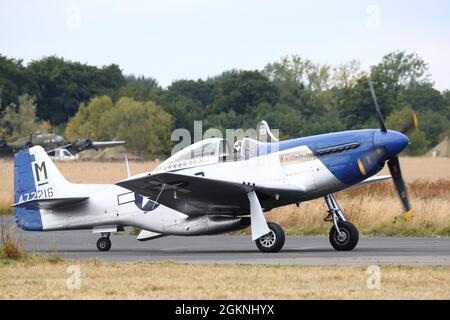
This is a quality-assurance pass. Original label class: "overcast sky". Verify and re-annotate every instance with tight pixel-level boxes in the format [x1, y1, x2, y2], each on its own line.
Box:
[1, 0, 449, 90]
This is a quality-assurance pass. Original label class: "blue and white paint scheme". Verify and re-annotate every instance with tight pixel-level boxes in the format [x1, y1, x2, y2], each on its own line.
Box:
[12, 118, 410, 253]
[14, 80, 414, 252]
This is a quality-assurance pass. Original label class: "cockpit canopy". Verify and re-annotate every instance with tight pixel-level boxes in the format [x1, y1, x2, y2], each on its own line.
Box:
[154, 138, 224, 172]
[154, 137, 277, 173]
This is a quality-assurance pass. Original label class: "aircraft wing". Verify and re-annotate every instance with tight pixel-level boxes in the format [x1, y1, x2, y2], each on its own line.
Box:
[92, 141, 126, 149]
[117, 173, 302, 216]
[350, 175, 391, 189]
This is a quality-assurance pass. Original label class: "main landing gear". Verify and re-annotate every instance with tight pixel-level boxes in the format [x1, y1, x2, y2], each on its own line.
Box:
[324, 194, 359, 251]
[255, 222, 286, 253]
[96, 233, 112, 252]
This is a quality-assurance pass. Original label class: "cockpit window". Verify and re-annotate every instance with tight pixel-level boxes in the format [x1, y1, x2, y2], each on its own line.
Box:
[241, 138, 257, 160]
[154, 137, 277, 173]
[240, 138, 274, 160]
[154, 138, 223, 172]
[193, 141, 217, 158]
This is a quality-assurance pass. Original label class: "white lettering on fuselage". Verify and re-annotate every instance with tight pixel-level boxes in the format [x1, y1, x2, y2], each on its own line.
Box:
[18, 187, 54, 203]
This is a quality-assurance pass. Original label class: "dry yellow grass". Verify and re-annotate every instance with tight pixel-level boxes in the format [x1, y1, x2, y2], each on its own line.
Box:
[1, 158, 449, 300]
[1, 157, 449, 235]
[267, 180, 450, 236]
[0, 259, 448, 299]
[268, 194, 450, 236]
[379, 157, 450, 182]
[0, 223, 27, 260]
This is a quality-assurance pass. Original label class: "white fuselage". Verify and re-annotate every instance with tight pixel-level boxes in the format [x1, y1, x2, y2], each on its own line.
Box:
[40, 145, 342, 234]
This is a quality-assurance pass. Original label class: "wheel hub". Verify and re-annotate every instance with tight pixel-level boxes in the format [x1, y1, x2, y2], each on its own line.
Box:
[335, 228, 349, 245]
[259, 230, 276, 248]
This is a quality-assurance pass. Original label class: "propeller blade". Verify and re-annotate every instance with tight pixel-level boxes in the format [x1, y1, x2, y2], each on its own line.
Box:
[368, 79, 387, 132]
[387, 157, 412, 218]
[400, 111, 419, 134]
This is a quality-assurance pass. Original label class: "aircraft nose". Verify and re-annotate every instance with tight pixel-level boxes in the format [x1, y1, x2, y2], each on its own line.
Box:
[373, 130, 409, 158]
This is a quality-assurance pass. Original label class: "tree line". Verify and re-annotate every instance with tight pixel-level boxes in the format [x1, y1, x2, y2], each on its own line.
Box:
[0, 51, 449, 155]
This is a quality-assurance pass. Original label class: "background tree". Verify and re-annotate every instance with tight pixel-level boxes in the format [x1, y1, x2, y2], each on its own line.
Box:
[210, 70, 279, 115]
[0, 94, 50, 140]
[66, 96, 174, 154]
[65, 96, 114, 140]
[385, 105, 429, 154]
[332, 60, 363, 89]
[116, 75, 160, 102]
[26, 56, 125, 124]
[0, 51, 448, 155]
[0, 55, 35, 113]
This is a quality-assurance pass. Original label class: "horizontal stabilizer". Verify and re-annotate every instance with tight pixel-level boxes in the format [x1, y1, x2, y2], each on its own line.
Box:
[13, 197, 89, 209]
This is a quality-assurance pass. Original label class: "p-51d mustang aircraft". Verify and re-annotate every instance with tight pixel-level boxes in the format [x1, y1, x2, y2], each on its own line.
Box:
[13, 81, 415, 253]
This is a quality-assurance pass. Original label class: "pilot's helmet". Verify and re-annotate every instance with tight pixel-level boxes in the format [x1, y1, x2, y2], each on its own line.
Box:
[234, 140, 242, 152]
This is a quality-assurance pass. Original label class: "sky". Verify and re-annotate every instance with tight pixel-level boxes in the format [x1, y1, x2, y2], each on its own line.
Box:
[1, 0, 449, 90]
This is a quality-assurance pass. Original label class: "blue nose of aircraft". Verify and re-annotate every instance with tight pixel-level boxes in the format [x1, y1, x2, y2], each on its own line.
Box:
[373, 130, 409, 158]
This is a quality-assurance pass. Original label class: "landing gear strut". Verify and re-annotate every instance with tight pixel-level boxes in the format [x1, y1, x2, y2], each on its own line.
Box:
[324, 194, 359, 251]
[96, 233, 112, 251]
[255, 222, 285, 253]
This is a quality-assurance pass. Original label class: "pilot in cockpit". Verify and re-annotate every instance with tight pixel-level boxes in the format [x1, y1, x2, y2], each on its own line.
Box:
[234, 140, 242, 153]
[224, 140, 242, 162]
[233, 140, 243, 161]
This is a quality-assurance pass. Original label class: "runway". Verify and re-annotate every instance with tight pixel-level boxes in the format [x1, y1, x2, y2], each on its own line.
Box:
[5, 216, 449, 266]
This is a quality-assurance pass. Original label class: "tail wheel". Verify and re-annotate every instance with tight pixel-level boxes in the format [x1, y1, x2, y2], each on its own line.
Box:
[255, 222, 285, 253]
[96, 237, 112, 251]
[329, 221, 359, 251]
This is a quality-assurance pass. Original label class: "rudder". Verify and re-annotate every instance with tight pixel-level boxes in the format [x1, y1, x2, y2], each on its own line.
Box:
[14, 146, 70, 231]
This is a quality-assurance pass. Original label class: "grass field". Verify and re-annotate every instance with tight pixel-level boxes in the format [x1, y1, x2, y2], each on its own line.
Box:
[1, 158, 449, 301]
[0, 258, 449, 299]
[1, 157, 449, 236]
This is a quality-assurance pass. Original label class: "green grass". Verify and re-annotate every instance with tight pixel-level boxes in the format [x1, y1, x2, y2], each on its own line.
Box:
[1, 224, 27, 260]
[129, 227, 141, 236]
[0, 208, 13, 215]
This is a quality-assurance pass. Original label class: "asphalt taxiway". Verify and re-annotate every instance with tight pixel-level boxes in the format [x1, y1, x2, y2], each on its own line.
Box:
[5, 216, 448, 266]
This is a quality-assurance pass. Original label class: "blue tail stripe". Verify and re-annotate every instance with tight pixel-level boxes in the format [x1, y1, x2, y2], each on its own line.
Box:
[14, 149, 43, 231]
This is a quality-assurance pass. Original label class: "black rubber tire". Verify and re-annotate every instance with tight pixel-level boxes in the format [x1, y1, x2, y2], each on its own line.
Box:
[255, 222, 286, 253]
[96, 237, 112, 251]
[329, 221, 359, 251]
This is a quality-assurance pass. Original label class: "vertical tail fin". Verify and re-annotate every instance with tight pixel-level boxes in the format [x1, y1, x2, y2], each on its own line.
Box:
[14, 146, 72, 230]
